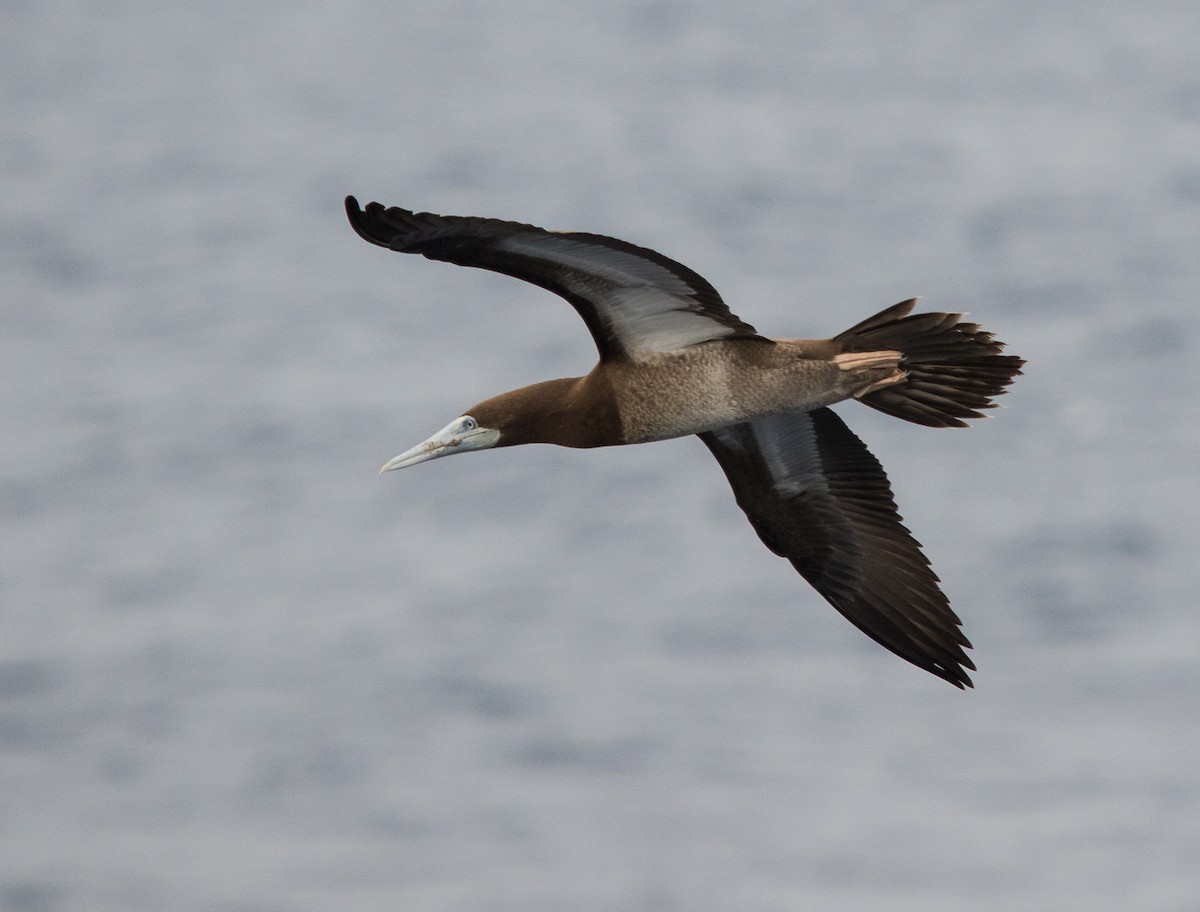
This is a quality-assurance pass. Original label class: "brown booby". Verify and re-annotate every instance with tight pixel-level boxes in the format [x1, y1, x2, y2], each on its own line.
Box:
[346, 197, 1023, 688]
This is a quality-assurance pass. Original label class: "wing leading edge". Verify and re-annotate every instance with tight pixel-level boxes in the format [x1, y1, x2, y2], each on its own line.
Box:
[345, 197, 766, 361]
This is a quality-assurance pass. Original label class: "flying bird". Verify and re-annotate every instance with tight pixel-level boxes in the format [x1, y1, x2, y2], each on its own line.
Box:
[346, 196, 1023, 687]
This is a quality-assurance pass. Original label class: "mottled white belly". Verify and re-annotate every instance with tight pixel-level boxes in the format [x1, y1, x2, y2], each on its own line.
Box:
[612, 347, 850, 443]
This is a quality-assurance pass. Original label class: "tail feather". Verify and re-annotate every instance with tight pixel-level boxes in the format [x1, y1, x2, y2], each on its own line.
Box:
[836, 299, 1024, 428]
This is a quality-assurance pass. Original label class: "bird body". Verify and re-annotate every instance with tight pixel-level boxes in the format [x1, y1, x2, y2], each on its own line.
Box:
[466, 341, 895, 449]
[346, 196, 1024, 688]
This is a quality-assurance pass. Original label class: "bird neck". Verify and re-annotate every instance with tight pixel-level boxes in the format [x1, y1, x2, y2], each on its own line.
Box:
[472, 373, 622, 449]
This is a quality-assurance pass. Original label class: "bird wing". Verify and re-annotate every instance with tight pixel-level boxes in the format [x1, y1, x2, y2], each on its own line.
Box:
[698, 407, 975, 687]
[346, 197, 766, 362]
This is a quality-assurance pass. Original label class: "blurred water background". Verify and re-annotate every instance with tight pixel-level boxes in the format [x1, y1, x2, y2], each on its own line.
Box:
[3, 2, 1199, 909]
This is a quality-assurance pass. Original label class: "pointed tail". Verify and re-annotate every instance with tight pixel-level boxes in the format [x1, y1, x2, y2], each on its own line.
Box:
[835, 299, 1025, 428]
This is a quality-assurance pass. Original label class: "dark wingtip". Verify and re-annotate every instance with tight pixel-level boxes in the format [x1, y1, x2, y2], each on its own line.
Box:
[948, 667, 974, 689]
[344, 195, 369, 241]
[940, 644, 976, 688]
[345, 195, 394, 247]
[914, 651, 974, 689]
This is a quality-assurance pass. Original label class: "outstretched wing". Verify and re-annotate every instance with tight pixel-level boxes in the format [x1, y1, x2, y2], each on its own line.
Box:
[699, 408, 975, 687]
[346, 197, 766, 362]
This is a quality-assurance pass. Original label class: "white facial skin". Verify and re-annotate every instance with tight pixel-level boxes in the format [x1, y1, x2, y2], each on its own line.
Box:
[379, 415, 500, 473]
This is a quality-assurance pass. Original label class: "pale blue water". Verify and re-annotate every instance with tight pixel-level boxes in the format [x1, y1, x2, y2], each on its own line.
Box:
[3, 2, 1198, 909]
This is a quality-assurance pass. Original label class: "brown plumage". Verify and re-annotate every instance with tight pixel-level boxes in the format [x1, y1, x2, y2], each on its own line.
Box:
[346, 196, 1024, 688]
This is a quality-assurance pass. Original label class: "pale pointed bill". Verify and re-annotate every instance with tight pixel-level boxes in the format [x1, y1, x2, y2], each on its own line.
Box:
[379, 416, 499, 473]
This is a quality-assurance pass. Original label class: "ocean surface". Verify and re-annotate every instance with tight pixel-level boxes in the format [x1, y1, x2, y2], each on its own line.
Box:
[3, 2, 1198, 909]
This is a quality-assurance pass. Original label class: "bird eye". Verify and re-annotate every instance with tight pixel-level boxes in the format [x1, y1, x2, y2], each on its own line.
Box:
[462, 417, 477, 431]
